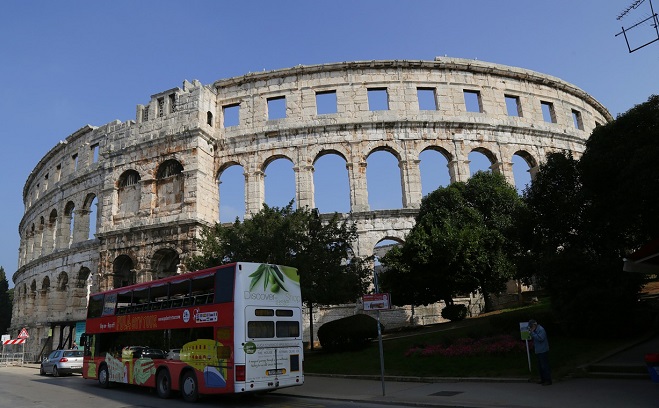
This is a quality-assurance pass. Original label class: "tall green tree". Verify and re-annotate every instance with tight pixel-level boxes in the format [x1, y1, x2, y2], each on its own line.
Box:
[522, 95, 659, 335]
[381, 172, 526, 312]
[0, 267, 12, 335]
[187, 202, 371, 348]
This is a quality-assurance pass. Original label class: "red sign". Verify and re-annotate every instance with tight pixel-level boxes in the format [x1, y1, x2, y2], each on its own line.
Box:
[3, 338, 26, 345]
[362, 293, 391, 311]
[17, 328, 29, 339]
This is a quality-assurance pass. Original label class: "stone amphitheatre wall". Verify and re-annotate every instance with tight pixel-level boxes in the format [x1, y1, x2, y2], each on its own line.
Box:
[11, 58, 611, 358]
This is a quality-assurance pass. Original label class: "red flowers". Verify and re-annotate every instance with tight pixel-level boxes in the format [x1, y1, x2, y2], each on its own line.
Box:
[405, 335, 524, 357]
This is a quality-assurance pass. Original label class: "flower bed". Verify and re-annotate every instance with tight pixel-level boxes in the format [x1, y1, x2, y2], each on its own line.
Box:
[405, 335, 525, 357]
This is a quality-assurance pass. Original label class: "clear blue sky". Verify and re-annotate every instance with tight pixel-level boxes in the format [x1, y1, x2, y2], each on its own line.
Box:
[1, 1, 657, 287]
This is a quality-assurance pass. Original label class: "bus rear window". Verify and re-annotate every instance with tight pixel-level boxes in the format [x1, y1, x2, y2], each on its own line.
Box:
[276, 309, 294, 317]
[255, 309, 274, 316]
[276, 321, 300, 338]
[248, 321, 274, 338]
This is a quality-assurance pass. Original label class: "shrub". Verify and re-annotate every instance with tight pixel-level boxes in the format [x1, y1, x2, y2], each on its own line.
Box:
[441, 304, 467, 321]
[317, 314, 382, 352]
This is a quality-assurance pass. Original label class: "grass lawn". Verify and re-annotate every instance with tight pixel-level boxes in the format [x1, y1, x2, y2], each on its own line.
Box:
[303, 300, 651, 380]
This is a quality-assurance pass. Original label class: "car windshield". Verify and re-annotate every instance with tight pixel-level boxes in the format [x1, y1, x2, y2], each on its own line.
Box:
[63, 350, 83, 357]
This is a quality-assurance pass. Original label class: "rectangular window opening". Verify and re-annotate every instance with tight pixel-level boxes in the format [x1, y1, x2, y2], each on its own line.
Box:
[222, 104, 240, 128]
[316, 90, 337, 115]
[463, 90, 483, 113]
[158, 97, 165, 117]
[72, 154, 78, 172]
[505, 95, 522, 117]
[56, 164, 62, 182]
[169, 93, 176, 113]
[417, 88, 438, 111]
[267, 96, 287, 120]
[572, 109, 584, 130]
[367, 88, 389, 111]
[91, 144, 100, 163]
[541, 101, 557, 123]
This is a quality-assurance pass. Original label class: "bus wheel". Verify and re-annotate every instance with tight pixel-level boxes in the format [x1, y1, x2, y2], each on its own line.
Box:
[180, 371, 199, 402]
[156, 369, 172, 399]
[98, 364, 111, 388]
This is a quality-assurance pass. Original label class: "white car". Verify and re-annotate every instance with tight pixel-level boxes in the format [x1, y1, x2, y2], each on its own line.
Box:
[40, 349, 84, 376]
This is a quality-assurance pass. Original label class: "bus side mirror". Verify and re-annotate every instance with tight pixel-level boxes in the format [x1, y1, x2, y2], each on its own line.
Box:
[80, 334, 87, 347]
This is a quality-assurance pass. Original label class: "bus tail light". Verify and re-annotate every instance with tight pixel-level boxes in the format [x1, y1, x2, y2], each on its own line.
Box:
[235, 364, 245, 382]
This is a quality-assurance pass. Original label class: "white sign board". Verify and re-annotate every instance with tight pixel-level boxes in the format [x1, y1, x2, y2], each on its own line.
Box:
[362, 293, 391, 311]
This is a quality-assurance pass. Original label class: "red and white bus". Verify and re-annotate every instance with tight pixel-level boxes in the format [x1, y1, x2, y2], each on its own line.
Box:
[81, 262, 304, 402]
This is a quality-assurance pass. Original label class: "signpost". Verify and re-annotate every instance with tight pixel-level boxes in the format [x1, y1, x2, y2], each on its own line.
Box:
[520, 322, 532, 372]
[363, 269, 391, 396]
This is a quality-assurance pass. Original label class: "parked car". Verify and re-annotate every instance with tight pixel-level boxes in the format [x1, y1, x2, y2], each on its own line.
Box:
[40, 349, 84, 376]
[141, 348, 165, 359]
[166, 348, 181, 360]
[122, 346, 165, 359]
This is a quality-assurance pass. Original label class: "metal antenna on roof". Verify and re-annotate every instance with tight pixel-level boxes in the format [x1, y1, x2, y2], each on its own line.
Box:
[615, 0, 659, 52]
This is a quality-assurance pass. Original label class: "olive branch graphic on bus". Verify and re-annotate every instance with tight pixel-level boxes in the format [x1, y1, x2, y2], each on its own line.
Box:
[249, 264, 299, 293]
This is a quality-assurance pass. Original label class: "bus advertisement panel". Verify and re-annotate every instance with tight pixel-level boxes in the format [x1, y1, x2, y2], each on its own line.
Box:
[81, 262, 304, 402]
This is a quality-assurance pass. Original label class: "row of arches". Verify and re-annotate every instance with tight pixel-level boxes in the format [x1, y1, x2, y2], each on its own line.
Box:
[116, 159, 184, 215]
[108, 248, 181, 290]
[12, 267, 92, 321]
[20, 194, 98, 266]
[217, 144, 537, 222]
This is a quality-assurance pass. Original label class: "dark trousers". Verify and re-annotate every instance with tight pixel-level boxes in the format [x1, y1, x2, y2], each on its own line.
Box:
[536, 351, 551, 383]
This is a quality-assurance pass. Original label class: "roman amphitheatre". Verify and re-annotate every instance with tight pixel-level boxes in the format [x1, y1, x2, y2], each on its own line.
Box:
[10, 57, 611, 358]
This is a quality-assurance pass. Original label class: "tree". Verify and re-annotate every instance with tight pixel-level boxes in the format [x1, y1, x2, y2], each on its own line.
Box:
[0, 267, 12, 335]
[187, 202, 371, 348]
[381, 172, 526, 312]
[522, 97, 659, 336]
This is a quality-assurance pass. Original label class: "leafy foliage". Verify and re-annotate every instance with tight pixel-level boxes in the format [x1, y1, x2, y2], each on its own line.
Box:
[0, 267, 12, 335]
[380, 172, 526, 312]
[441, 304, 467, 321]
[317, 313, 381, 351]
[187, 202, 372, 347]
[522, 96, 659, 335]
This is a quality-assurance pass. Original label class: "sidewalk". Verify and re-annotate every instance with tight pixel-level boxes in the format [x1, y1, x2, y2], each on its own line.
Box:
[273, 336, 659, 408]
[274, 374, 658, 408]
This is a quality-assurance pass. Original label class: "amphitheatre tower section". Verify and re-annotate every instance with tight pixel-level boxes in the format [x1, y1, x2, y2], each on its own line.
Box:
[12, 58, 611, 358]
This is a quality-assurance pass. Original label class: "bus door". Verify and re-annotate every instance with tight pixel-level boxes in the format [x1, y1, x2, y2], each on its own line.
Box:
[243, 306, 303, 389]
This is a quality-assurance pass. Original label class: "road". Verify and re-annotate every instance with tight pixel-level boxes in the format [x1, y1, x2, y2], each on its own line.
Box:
[0, 366, 409, 408]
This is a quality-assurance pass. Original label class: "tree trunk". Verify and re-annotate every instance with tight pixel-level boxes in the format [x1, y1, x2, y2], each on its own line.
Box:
[482, 289, 493, 313]
[307, 302, 314, 350]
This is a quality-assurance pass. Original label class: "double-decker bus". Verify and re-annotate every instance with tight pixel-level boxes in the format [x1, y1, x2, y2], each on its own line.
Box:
[81, 262, 304, 402]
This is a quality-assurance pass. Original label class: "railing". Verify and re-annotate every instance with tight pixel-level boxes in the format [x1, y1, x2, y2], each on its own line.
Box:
[0, 352, 28, 367]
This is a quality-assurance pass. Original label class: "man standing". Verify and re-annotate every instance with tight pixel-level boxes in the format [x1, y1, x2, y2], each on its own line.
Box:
[529, 319, 551, 385]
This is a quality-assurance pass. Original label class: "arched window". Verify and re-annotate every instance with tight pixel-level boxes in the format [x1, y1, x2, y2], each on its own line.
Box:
[113, 255, 135, 288]
[156, 160, 184, 207]
[57, 272, 69, 291]
[64, 201, 75, 247]
[151, 248, 180, 279]
[83, 194, 98, 240]
[118, 170, 141, 214]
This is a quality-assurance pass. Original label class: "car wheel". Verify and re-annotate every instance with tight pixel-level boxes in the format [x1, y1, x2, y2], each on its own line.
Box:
[53, 366, 60, 377]
[98, 364, 110, 388]
[39, 365, 45, 376]
[180, 371, 199, 402]
[156, 369, 172, 399]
